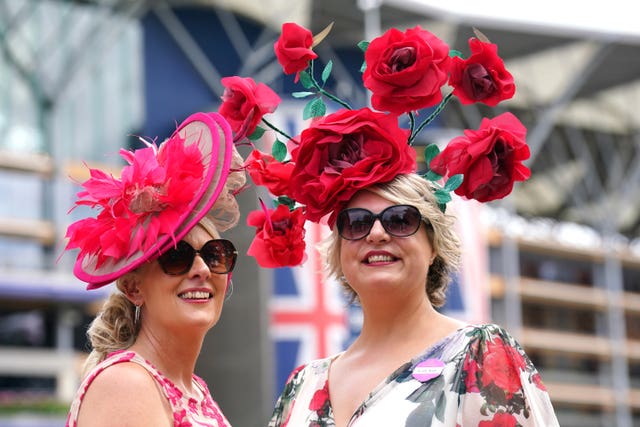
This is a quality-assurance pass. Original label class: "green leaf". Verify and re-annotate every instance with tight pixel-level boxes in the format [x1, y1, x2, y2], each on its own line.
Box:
[299, 70, 313, 89]
[434, 188, 452, 205]
[444, 174, 463, 192]
[272, 140, 287, 162]
[449, 49, 464, 58]
[321, 60, 333, 84]
[423, 144, 440, 165]
[360, 60, 367, 73]
[291, 91, 315, 98]
[303, 98, 326, 119]
[277, 195, 296, 210]
[357, 40, 369, 52]
[248, 126, 266, 141]
[424, 170, 442, 182]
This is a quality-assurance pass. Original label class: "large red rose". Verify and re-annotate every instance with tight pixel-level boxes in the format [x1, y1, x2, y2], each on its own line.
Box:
[244, 150, 294, 197]
[289, 108, 415, 223]
[362, 26, 451, 115]
[478, 412, 518, 427]
[247, 205, 306, 268]
[274, 22, 318, 81]
[449, 38, 515, 106]
[430, 112, 530, 202]
[219, 76, 281, 141]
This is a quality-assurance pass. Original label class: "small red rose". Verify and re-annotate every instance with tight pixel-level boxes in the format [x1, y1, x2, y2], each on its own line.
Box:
[363, 26, 451, 115]
[244, 150, 295, 197]
[219, 76, 281, 141]
[247, 204, 306, 268]
[449, 38, 515, 106]
[430, 112, 530, 202]
[274, 22, 318, 82]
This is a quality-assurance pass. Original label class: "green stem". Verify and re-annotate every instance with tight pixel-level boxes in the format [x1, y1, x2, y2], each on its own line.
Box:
[308, 59, 352, 110]
[261, 118, 293, 141]
[408, 112, 416, 144]
[410, 93, 454, 144]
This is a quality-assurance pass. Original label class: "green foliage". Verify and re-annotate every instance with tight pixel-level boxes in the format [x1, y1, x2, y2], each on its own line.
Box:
[272, 140, 287, 162]
[298, 70, 313, 89]
[303, 98, 326, 119]
[321, 60, 333, 84]
[248, 126, 266, 141]
[292, 91, 315, 98]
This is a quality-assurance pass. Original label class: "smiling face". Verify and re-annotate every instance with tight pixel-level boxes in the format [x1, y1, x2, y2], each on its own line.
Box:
[126, 223, 229, 339]
[339, 190, 435, 303]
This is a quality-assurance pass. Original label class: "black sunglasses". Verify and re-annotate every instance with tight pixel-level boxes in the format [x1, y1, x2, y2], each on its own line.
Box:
[336, 205, 426, 241]
[158, 239, 237, 276]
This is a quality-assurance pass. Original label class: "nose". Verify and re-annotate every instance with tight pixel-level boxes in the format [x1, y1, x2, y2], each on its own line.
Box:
[189, 253, 212, 279]
[366, 218, 389, 242]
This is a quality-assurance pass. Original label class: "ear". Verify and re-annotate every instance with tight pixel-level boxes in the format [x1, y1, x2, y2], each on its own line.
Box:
[118, 272, 144, 306]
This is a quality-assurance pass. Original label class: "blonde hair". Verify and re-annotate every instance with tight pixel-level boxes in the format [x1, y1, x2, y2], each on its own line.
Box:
[82, 145, 246, 375]
[319, 173, 461, 307]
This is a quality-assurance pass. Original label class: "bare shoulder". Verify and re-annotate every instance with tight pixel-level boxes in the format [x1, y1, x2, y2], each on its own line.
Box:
[76, 361, 171, 427]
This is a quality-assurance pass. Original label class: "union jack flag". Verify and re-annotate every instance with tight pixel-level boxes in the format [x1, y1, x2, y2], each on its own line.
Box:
[269, 221, 349, 397]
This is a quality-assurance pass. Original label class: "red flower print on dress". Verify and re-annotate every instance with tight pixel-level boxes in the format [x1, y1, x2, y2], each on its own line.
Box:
[478, 411, 518, 427]
[481, 337, 524, 398]
[274, 22, 318, 82]
[449, 38, 515, 106]
[247, 203, 307, 268]
[289, 107, 415, 223]
[429, 112, 530, 202]
[363, 26, 451, 115]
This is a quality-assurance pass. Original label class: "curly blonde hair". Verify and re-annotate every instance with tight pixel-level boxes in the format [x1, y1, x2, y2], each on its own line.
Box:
[319, 173, 461, 307]
[82, 144, 246, 375]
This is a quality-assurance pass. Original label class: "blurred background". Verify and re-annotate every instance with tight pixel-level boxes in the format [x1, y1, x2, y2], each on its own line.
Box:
[1, 0, 639, 426]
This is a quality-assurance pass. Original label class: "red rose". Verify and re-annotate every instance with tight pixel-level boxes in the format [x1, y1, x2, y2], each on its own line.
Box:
[480, 337, 524, 398]
[219, 76, 281, 141]
[247, 205, 306, 268]
[478, 412, 518, 427]
[430, 112, 530, 202]
[449, 38, 515, 106]
[274, 22, 318, 82]
[244, 150, 294, 197]
[362, 26, 451, 115]
[289, 108, 415, 223]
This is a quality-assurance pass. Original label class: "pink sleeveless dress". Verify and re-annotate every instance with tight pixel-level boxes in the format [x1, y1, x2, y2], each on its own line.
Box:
[66, 350, 231, 427]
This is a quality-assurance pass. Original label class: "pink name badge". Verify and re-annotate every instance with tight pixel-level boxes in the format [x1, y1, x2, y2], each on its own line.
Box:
[412, 358, 445, 382]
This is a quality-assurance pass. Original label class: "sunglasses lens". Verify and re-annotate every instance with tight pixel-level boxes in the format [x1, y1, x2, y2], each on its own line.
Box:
[158, 241, 195, 275]
[381, 205, 422, 237]
[337, 209, 374, 240]
[201, 240, 237, 274]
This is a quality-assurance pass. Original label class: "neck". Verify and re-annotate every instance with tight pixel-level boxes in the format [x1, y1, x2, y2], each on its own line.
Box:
[130, 325, 204, 393]
[353, 293, 463, 352]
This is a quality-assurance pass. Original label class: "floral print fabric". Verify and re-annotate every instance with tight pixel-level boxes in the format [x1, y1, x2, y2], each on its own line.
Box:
[269, 324, 559, 427]
[66, 350, 231, 427]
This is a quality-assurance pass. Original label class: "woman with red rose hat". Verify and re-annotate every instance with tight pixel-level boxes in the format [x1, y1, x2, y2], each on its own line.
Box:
[64, 112, 245, 427]
[267, 173, 559, 427]
[226, 20, 558, 426]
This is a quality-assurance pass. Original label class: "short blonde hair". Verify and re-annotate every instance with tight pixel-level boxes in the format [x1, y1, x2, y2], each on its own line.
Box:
[319, 173, 461, 307]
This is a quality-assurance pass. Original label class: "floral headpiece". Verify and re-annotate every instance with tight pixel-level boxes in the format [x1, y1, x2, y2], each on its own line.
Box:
[217, 22, 530, 269]
[65, 112, 238, 289]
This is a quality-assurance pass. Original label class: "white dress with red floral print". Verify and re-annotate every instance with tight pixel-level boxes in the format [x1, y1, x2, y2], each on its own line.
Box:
[269, 324, 559, 427]
[66, 350, 231, 427]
